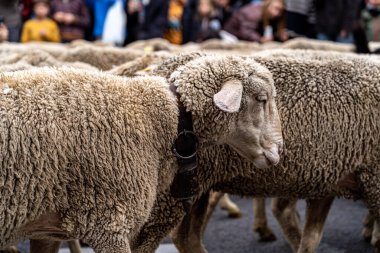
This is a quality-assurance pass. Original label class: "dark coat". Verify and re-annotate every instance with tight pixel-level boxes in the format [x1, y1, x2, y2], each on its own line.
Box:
[125, 0, 169, 43]
[138, 0, 170, 40]
[314, 0, 361, 36]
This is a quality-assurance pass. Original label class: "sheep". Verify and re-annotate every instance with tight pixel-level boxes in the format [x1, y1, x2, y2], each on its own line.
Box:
[0, 49, 99, 73]
[278, 37, 355, 52]
[0, 54, 282, 253]
[198, 39, 261, 52]
[160, 51, 380, 253]
[0, 42, 67, 58]
[126, 38, 180, 52]
[107, 52, 172, 77]
[58, 45, 144, 70]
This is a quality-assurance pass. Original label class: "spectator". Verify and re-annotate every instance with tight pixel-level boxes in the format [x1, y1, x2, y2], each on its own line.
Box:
[50, 0, 90, 42]
[182, 0, 199, 43]
[285, 0, 316, 38]
[0, 0, 22, 42]
[86, 0, 126, 40]
[20, 0, 34, 21]
[0, 22, 9, 42]
[314, 0, 361, 43]
[21, 0, 61, 42]
[126, 0, 169, 42]
[164, 0, 188, 44]
[360, 0, 380, 41]
[212, 0, 232, 25]
[195, 0, 224, 41]
[224, 0, 287, 43]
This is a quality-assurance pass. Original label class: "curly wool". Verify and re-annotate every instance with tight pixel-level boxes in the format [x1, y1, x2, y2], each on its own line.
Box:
[0, 68, 179, 250]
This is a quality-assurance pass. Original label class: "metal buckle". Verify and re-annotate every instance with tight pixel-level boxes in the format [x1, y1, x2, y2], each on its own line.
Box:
[172, 130, 198, 159]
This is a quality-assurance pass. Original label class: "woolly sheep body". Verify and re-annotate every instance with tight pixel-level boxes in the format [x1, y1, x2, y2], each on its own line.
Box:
[212, 53, 380, 198]
[133, 52, 380, 253]
[0, 68, 179, 251]
[0, 50, 98, 72]
[186, 53, 380, 253]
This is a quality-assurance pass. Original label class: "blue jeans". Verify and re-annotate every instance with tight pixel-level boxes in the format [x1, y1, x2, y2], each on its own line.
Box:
[317, 33, 353, 44]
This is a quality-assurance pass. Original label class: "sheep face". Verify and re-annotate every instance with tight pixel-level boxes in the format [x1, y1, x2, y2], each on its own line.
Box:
[221, 74, 283, 169]
[171, 56, 283, 169]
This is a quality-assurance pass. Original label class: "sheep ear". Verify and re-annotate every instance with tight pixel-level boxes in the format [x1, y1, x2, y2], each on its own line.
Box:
[213, 80, 243, 113]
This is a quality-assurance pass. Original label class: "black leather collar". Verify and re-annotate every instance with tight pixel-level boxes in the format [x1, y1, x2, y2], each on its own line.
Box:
[169, 83, 199, 213]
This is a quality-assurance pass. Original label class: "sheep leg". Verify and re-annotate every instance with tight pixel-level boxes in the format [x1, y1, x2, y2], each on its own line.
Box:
[219, 194, 242, 218]
[272, 197, 301, 252]
[297, 197, 334, 253]
[68, 240, 83, 253]
[206, 192, 225, 223]
[358, 168, 380, 253]
[30, 239, 61, 253]
[172, 193, 210, 253]
[131, 194, 187, 253]
[253, 198, 276, 241]
[0, 246, 20, 253]
[362, 212, 375, 242]
[371, 221, 380, 253]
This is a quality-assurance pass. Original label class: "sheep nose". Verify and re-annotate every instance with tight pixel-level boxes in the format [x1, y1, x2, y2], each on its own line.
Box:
[264, 145, 281, 166]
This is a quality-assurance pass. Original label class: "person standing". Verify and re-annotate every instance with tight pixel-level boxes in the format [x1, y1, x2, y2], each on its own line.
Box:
[360, 0, 380, 42]
[50, 0, 91, 42]
[125, 0, 170, 43]
[0, 0, 22, 42]
[314, 0, 361, 43]
[21, 0, 61, 42]
[164, 0, 187, 44]
[285, 0, 316, 38]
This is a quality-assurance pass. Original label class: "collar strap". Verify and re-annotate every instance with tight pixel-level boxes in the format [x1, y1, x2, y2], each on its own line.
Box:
[169, 83, 199, 213]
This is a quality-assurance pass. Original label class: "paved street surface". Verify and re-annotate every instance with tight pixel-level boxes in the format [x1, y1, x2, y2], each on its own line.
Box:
[18, 196, 372, 253]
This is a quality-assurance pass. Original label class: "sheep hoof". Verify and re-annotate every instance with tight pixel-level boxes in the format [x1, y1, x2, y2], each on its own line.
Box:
[363, 227, 373, 242]
[254, 227, 277, 242]
[0, 246, 20, 253]
[220, 206, 242, 218]
[228, 211, 242, 218]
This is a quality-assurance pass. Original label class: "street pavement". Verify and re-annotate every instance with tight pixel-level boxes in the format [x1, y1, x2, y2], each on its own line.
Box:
[17, 196, 372, 253]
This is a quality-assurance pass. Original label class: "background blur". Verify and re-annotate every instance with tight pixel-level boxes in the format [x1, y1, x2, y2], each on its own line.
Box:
[1, 0, 379, 47]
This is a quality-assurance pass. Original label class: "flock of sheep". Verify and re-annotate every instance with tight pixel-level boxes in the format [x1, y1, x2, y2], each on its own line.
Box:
[0, 37, 379, 253]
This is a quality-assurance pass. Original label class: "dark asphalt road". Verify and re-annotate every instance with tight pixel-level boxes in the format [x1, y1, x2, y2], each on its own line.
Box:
[16, 196, 372, 253]
[203, 196, 372, 253]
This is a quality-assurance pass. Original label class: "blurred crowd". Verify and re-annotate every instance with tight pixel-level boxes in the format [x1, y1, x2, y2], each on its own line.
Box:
[0, 0, 379, 46]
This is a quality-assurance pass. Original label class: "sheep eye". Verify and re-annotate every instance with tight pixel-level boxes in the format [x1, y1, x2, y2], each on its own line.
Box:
[256, 95, 267, 103]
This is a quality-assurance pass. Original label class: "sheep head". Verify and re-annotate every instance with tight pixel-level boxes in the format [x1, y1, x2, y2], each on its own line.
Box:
[170, 55, 283, 169]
